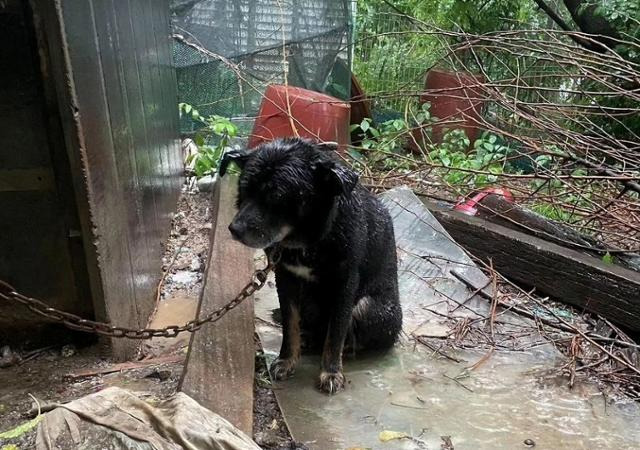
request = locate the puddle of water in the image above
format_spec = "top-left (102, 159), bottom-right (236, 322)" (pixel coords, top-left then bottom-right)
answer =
top-left (254, 187), bottom-right (640, 450)
top-left (143, 293), bottom-right (198, 356)
top-left (256, 286), bottom-right (640, 450)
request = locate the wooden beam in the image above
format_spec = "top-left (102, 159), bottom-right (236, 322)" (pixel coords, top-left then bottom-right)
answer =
top-left (420, 198), bottom-right (640, 332)
top-left (179, 175), bottom-right (255, 434)
top-left (0, 168), bottom-right (55, 192)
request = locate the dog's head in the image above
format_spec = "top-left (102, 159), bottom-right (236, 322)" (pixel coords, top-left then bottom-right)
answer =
top-left (222, 138), bottom-right (358, 249)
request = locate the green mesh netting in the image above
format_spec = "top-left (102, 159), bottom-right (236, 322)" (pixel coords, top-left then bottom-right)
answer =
top-left (171, 0), bottom-right (354, 135)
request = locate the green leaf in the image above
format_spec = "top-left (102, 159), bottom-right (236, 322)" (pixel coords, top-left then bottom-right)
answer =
top-left (360, 119), bottom-right (370, 132)
top-left (0, 415), bottom-right (42, 439)
top-left (602, 252), bottom-right (614, 264)
top-left (348, 148), bottom-right (365, 161)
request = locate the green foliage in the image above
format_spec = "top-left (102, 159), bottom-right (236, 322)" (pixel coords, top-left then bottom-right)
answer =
top-left (584, 0), bottom-right (639, 54)
top-left (350, 108), bottom-right (512, 188)
top-left (179, 103), bottom-right (238, 179)
top-left (530, 202), bottom-right (574, 223)
top-left (349, 117), bottom-right (412, 169)
top-left (429, 130), bottom-right (512, 187)
top-left (349, 103), bottom-right (435, 170)
top-left (352, 0), bottom-right (639, 250)
top-left (602, 252), bottom-right (615, 264)
top-left (359, 0), bottom-right (538, 33)
top-left (350, 111), bottom-right (592, 225)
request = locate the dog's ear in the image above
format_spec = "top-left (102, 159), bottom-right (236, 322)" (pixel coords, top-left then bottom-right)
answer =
top-left (316, 159), bottom-right (358, 196)
top-left (219, 149), bottom-right (251, 177)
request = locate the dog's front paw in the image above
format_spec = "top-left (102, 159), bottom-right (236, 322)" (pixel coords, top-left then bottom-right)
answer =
top-left (270, 357), bottom-right (298, 380)
top-left (318, 370), bottom-right (345, 394)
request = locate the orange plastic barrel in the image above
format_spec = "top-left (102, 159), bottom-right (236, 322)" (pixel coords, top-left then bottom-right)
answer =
top-left (248, 85), bottom-right (351, 150)
top-left (420, 69), bottom-right (485, 146)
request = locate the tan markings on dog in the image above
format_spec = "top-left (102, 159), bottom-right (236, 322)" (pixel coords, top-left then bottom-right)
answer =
top-left (282, 263), bottom-right (317, 281)
top-left (275, 224), bottom-right (293, 241)
top-left (289, 304), bottom-right (301, 360)
top-left (272, 357), bottom-right (297, 380)
top-left (352, 296), bottom-right (371, 320)
top-left (321, 324), bottom-right (344, 371)
top-left (271, 305), bottom-right (301, 380)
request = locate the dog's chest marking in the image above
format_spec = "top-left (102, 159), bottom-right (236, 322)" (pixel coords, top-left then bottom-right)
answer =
top-left (280, 249), bottom-right (318, 281)
top-left (282, 263), bottom-right (317, 281)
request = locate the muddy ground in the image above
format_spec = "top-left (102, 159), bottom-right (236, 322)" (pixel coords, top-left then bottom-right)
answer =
top-left (0, 185), bottom-right (298, 449)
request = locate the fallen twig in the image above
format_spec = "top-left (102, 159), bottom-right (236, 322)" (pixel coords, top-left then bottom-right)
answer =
top-left (413, 335), bottom-right (463, 363)
top-left (443, 373), bottom-right (474, 392)
top-left (451, 269), bottom-right (576, 333)
top-left (66, 354), bottom-right (183, 380)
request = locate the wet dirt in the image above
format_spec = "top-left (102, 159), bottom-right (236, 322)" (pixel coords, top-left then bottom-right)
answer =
top-left (254, 339), bottom-right (309, 450)
top-left (0, 345), bottom-right (184, 448)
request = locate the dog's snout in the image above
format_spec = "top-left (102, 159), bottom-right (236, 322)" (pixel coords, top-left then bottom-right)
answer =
top-left (228, 221), bottom-right (243, 240)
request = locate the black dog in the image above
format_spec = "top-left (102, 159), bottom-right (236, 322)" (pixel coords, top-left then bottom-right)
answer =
top-left (221, 137), bottom-right (402, 394)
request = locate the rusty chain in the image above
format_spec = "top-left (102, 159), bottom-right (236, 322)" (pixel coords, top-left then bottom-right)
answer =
top-left (0, 250), bottom-right (280, 340)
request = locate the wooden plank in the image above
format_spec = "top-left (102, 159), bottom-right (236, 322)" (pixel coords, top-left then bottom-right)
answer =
top-left (67, 354), bottom-right (184, 380)
top-left (34, 0), bottom-right (182, 360)
top-left (180, 175), bottom-right (255, 435)
top-left (58, 0), bottom-right (140, 360)
top-left (420, 198), bottom-right (640, 332)
top-left (0, 169), bottom-right (55, 192)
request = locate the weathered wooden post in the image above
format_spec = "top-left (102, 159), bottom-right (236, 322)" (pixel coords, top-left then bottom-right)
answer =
top-left (180, 175), bottom-right (256, 434)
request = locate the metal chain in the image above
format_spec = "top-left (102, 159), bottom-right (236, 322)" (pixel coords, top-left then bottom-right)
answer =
top-left (0, 250), bottom-right (280, 340)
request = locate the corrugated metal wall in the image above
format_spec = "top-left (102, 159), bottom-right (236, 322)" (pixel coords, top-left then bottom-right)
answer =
top-left (0, 0), bottom-right (182, 359)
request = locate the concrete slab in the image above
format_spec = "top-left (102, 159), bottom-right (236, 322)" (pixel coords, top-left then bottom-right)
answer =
top-left (254, 187), bottom-right (640, 449)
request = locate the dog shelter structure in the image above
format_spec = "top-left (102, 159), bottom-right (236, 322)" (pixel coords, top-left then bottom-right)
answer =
top-left (170, 0), bottom-right (354, 134)
top-left (0, 0), bottom-right (182, 359)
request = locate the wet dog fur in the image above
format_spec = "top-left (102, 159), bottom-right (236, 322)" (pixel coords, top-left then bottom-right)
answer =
top-left (221, 137), bottom-right (402, 394)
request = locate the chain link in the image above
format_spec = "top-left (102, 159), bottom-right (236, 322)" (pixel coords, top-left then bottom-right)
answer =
top-left (0, 249), bottom-right (280, 340)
